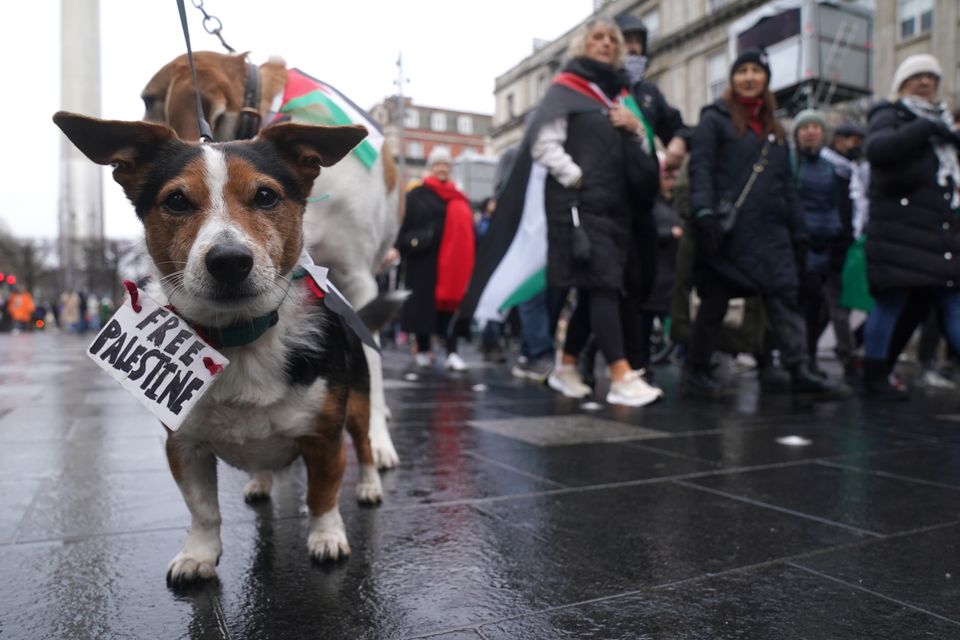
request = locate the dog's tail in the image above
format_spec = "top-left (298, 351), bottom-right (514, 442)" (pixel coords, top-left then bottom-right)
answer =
top-left (357, 290), bottom-right (410, 333)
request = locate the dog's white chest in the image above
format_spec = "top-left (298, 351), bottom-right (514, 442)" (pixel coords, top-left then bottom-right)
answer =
top-left (182, 382), bottom-right (326, 470)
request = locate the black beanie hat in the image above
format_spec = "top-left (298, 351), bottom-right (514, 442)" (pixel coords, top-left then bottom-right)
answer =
top-left (730, 49), bottom-right (771, 80)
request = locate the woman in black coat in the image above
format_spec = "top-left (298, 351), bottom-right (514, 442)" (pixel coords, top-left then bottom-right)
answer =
top-left (532, 17), bottom-right (661, 407)
top-left (396, 148), bottom-right (475, 371)
top-left (686, 51), bottom-right (845, 400)
top-left (861, 54), bottom-right (960, 397)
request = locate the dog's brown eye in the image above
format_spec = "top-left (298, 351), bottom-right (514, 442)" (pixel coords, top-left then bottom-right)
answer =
top-left (163, 190), bottom-right (191, 214)
top-left (254, 187), bottom-right (279, 209)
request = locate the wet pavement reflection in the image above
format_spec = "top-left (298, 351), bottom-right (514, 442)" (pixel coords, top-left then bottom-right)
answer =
top-left (2, 332), bottom-right (960, 638)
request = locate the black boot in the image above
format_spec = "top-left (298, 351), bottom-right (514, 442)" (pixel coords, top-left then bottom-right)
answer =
top-left (862, 358), bottom-right (909, 401)
top-left (682, 365), bottom-right (724, 399)
top-left (790, 363), bottom-right (851, 401)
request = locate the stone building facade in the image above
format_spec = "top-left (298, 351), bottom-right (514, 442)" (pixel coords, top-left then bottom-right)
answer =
top-left (370, 97), bottom-right (492, 187)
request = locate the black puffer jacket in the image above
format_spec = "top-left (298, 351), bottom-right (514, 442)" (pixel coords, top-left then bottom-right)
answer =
top-left (545, 105), bottom-right (648, 290)
top-left (688, 99), bottom-right (802, 295)
top-left (864, 100), bottom-right (960, 292)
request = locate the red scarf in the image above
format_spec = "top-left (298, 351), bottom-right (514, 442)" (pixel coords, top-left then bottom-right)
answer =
top-left (735, 95), bottom-right (764, 137)
top-left (423, 176), bottom-right (475, 312)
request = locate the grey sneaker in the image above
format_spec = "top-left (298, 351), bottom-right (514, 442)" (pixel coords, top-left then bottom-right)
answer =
top-left (548, 364), bottom-right (592, 398)
top-left (511, 355), bottom-right (554, 382)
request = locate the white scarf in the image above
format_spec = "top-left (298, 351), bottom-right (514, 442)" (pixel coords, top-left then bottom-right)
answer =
top-left (901, 95), bottom-right (960, 209)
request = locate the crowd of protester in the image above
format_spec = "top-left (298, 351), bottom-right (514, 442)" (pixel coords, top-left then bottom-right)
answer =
top-left (0, 287), bottom-right (112, 335)
top-left (388, 17), bottom-right (959, 408)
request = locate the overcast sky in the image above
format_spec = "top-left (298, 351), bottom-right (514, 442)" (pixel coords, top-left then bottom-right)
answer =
top-left (0, 0), bottom-right (592, 241)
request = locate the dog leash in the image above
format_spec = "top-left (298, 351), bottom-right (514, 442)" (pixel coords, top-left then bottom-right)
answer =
top-left (176, 0), bottom-right (215, 142)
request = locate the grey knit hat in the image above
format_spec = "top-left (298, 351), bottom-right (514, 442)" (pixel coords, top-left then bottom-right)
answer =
top-left (793, 108), bottom-right (827, 137)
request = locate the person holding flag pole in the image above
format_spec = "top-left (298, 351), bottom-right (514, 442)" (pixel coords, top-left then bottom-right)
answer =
top-left (459, 17), bottom-right (661, 407)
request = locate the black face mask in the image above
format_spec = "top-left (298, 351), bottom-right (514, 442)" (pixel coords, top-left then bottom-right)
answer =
top-left (845, 146), bottom-right (862, 161)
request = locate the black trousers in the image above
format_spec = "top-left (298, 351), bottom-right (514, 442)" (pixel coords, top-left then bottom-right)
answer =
top-left (690, 273), bottom-right (807, 369)
top-left (563, 288), bottom-right (625, 364)
top-left (416, 311), bottom-right (458, 354)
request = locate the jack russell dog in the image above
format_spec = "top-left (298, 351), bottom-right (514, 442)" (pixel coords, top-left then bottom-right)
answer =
top-left (141, 51), bottom-right (401, 472)
top-left (54, 111), bottom-right (392, 585)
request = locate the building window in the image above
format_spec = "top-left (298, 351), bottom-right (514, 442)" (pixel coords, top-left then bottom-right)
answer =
top-left (707, 50), bottom-right (728, 101)
top-left (430, 112), bottom-right (447, 131)
top-left (537, 73), bottom-right (548, 98)
top-left (457, 115), bottom-right (474, 135)
top-left (403, 109), bottom-right (419, 128)
top-left (898, 0), bottom-right (933, 40)
top-left (406, 142), bottom-right (424, 159)
top-left (642, 8), bottom-right (660, 43)
top-left (507, 93), bottom-right (515, 118)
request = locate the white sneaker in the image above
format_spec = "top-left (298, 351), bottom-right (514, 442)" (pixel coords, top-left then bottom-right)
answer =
top-left (548, 364), bottom-right (592, 398)
top-left (632, 369), bottom-right (664, 399)
top-left (414, 353), bottom-right (433, 369)
top-left (607, 370), bottom-right (662, 407)
top-left (445, 352), bottom-right (467, 371)
top-left (920, 368), bottom-right (957, 389)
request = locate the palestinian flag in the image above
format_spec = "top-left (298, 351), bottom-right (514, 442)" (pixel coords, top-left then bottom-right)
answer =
top-left (459, 71), bottom-right (646, 326)
top-left (274, 68), bottom-right (384, 170)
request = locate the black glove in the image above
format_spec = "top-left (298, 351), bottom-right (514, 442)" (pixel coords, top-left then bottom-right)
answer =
top-left (695, 213), bottom-right (724, 257)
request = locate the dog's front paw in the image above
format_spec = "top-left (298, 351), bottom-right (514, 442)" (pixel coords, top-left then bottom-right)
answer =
top-left (307, 510), bottom-right (350, 562)
top-left (167, 551), bottom-right (219, 586)
top-left (355, 464), bottom-right (383, 505)
top-left (167, 530), bottom-right (222, 586)
top-left (243, 471), bottom-right (274, 503)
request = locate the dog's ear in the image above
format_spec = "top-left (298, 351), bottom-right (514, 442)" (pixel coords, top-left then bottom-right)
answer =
top-left (53, 111), bottom-right (182, 196)
top-left (258, 123), bottom-right (367, 188)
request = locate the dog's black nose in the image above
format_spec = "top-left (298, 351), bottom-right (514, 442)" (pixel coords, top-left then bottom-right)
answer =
top-left (205, 244), bottom-right (254, 285)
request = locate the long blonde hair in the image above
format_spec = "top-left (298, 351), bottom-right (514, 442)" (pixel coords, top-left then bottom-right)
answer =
top-left (566, 17), bottom-right (626, 69)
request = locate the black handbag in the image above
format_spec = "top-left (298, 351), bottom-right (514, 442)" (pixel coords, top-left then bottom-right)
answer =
top-left (571, 205), bottom-right (591, 263)
top-left (400, 226), bottom-right (436, 255)
top-left (716, 140), bottom-right (770, 233)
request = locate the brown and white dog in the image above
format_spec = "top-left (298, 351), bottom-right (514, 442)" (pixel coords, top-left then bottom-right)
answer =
top-left (141, 51), bottom-right (401, 471)
top-left (54, 111), bottom-right (386, 585)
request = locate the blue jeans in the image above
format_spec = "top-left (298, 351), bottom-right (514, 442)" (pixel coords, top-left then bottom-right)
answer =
top-left (517, 291), bottom-right (553, 360)
top-left (865, 289), bottom-right (960, 360)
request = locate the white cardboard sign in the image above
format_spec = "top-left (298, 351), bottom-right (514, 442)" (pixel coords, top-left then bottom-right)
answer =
top-left (87, 289), bottom-right (229, 430)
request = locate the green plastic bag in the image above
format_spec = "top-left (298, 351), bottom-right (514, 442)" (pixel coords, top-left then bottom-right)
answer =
top-left (840, 236), bottom-right (875, 312)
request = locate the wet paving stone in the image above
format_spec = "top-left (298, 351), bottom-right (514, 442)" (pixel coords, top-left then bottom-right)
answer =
top-left (469, 563), bottom-right (960, 639)
top-left (795, 522), bottom-right (960, 622)
top-left (0, 532), bottom-right (230, 640)
top-left (823, 443), bottom-right (960, 488)
top-left (4, 333), bottom-right (960, 636)
top-left (478, 481), bottom-right (867, 592)
top-left (469, 414), bottom-right (667, 446)
top-left (637, 421), bottom-right (917, 467)
top-left (684, 462), bottom-right (960, 535)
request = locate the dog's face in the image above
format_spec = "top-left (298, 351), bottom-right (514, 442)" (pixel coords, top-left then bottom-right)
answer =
top-left (53, 112), bottom-right (365, 324)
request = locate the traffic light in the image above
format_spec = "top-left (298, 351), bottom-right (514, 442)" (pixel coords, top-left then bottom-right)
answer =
top-left (5, 274), bottom-right (15, 285)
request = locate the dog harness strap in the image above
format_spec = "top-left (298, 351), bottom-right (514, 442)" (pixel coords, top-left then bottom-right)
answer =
top-left (236, 62), bottom-right (263, 140)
